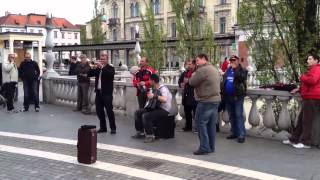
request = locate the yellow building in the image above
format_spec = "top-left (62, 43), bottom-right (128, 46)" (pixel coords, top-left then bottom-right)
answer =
top-left (96, 0), bottom-right (239, 66)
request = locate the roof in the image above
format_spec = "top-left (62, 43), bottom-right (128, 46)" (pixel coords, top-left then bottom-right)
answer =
top-left (0, 13), bottom-right (79, 30)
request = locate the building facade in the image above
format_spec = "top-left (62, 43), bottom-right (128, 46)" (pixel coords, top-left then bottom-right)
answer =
top-left (88, 0), bottom-right (239, 67)
top-left (0, 12), bottom-right (80, 65)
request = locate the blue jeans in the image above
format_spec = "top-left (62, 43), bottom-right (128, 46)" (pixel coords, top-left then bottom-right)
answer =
top-left (225, 95), bottom-right (246, 138)
top-left (23, 80), bottom-right (39, 109)
top-left (195, 102), bottom-right (219, 153)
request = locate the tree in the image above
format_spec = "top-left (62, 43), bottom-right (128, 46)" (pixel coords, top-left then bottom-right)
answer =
top-left (80, 25), bottom-right (87, 45)
top-left (170, 0), bottom-right (217, 63)
top-left (238, 0), bottom-right (319, 84)
top-left (91, 0), bottom-right (104, 44)
top-left (140, 0), bottom-right (165, 71)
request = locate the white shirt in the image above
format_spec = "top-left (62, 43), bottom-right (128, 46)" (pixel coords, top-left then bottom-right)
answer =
top-left (97, 70), bottom-right (102, 90)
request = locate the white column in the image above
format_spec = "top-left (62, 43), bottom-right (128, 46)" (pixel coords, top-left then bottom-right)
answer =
top-left (9, 39), bottom-right (14, 54)
top-left (38, 41), bottom-right (43, 75)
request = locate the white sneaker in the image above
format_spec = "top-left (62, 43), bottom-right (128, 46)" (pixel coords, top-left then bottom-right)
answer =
top-left (292, 143), bottom-right (311, 149)
top-left (282, 140), bottom-right (293, 145)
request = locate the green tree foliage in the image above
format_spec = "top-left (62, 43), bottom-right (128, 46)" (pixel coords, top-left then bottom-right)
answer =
top-left (80, 25), bottom-right (87, 45)
top-left (91, 0), bottom-right (104, 44)
top-left (238, 0), bottom-right (319, 84)
top-left (140, 0), bottom-right (165, 72)
top-left (170, 0), bottom-right (216, 63)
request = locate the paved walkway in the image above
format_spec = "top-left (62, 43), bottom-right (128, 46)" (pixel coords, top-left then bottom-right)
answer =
top-left (0, 102), bottom-right (319, 180)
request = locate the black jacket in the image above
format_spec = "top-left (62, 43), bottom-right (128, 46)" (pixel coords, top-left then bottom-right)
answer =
top-left (178, 70), bottom-right (197, 106)
top-left (222, 65), bottom-right (248, 97)
top-left (88, 64), bottom-right (115, 95)
top-left (69, 62), bottom-right (79, 75)
top-left (18, 59), bottom-right (40, 81)
top-left (74, 62), bottom-right (91, 83)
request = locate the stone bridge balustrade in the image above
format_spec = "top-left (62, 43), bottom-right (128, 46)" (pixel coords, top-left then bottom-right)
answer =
top-left (220, 89), bottom-right (300, 140)
top-left (43, 76), bottom-right (300, 140)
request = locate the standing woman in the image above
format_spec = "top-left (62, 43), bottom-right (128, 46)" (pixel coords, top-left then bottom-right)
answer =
top-left (283, 54), bottom-right (320, 148)
top-left (2, 54), bottom-right (18, 112)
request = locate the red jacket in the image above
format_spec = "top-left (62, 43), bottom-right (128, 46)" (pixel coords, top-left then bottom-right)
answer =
top-left (220, 60), bottom-right (229, 72)
top-left (300, 64), bottom-right (320, 99)
top-left (132, 65), bottom-right (156, 95)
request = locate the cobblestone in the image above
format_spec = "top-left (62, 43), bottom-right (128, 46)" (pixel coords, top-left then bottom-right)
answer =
top-left (0, 136), bottom-right (255, 180)
top-left (0, 151), bottom-right (142, 180)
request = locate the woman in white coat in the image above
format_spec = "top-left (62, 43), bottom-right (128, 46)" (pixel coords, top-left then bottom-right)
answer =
top-left (2, 54), bottom-right (18, 112)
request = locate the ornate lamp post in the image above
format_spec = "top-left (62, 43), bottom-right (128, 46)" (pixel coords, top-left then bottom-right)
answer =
top-left (43, 14), bottom-right (59, 77)
top-left (134, 24), bottom-right (141, 65)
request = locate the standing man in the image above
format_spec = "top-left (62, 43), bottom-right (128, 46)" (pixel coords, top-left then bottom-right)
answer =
top-left (178, 59), bottom-right (197, 132)
top-left (74, 54), bottom-right (91, 114)
top-left (222, 55), bottom-right (248, 143)
top-left (2, 54), bottom-right (18, 112)
top-left (88, 52), bottom-right (116, 134)
top-left (19, 52), bottom-right (40, 112)
top-left (68, 56), bottom-right (78, 75)
top-left (189, 53), bottom-right (221, 155)
top-left (132, 57), bottom-right (156, 108)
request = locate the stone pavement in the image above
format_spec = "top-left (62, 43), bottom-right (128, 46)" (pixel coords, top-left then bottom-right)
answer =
top-left (0, 102), bottom-right (319, 180)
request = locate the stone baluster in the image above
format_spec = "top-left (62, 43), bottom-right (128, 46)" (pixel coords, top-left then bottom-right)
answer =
top-left (71, 81), bottom-right (77, 106)
top-left (221, 110), bottom-right (230, 128)
top-left (248, 94), bottom-right (261, 134)
top-left (89, 84), bottom-right (96, 113)
top-left (276, 96), bottom-right (291, 139)
top-left (261, 95), bottom-right (276, 137)
top-left (170, 89), bottom-right (182, 126)
top-left (61, 81), bottom-right (67, 104)
top-left (120, 85), bottom-right (126, 111)
top-left (56, 81), bottom-right (63, 104)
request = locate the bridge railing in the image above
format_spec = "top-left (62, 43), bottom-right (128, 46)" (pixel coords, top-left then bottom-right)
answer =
top-left (43, 76), bottom-right (300, 140)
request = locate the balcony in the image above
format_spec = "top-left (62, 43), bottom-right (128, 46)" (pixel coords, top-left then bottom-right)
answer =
top-left (215, 3), bottom-right (231, 12)
top-left (108, 18), bottom-right (120, 28)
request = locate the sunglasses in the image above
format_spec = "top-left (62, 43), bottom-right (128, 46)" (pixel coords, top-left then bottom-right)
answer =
top-left (230, 58), bottom-right (237, 61)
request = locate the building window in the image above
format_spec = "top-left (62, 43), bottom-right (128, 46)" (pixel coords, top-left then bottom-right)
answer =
top-left (20, 30), bottom-right (24, 32)
top-left (112, 29), bottom-right (117, 41)
top-left (13, 29), bottom-right (18, 32)
top-left (171, 23), bottom-right (176, 37)
top-left (135, 3), bottom-right (140, 17)
top-left (74, 33), bottom-right (78, 39)
top-left (130, 3), bottom-right (135, 17)
top-left (68, 32), bottom-right (72, 39)
top-left (38, 30), bottom-right (42, 34)
top-left (151, 0), bottom-right (160, 15)
top-left (54, 31), bottom-right (58, 38)
top-left (62, 32), bottom-right (65, 39)
top-left (112, 3), bottom-right (118, 18)
top-left (54, 43), bottom-right (58, 46)
top-left (62, 43), bottom-right (65, 46)
top-left (5, 29), bottom-right (9, 32)
top-left (219, 17), bottom-right (226, 34)
top-left (195, 21), bottom-right (200, 35)
top-left (220, 0), bottom-right (226, 5)
top-left (30, 29), bottom-right (34, 33)
top-left (130, 27), bottom-right (135, 40)
top-left (199, 0), bottom-right (204, 6)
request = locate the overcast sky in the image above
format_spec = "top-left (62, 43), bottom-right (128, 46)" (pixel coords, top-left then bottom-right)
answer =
top-left (0, 0), bottom-right (94, 24)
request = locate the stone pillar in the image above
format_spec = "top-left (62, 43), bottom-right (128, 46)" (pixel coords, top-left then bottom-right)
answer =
top-left (38, 41), bottom-right (43, 75)
top-left (248, 95), bottom-right (260, 134)
top-left (9, 39), bottom-right (14, 54)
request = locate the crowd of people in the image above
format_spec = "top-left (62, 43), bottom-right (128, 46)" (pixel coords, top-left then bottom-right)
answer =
top-left (1, 51), bottom-right (320, 155)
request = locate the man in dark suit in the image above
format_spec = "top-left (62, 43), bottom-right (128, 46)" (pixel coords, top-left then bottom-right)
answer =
top-left (88, 52), bottom-right (116, 134)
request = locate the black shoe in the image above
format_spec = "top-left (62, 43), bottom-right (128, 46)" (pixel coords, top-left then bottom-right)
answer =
top-left (182, 127), bottom-right (192, 132)
top-left (237, 138), bottom-right (245, 143)
top-left (35, 107), bottom-right (40, 112)
top-left (131, 133), bottom-right (145, 139)
top-left (110, 130), bottom-right (116, 134)
top-left (22, 108), bottom-right (29, 112)
top-left (73, 108), bottom-right (82, 112)
top-left (193, 150), bottom-right (209, 155)
top-left (226, 135), bottom-right (237, 139)
top-left (97, 129), bottom-right (107, 133)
